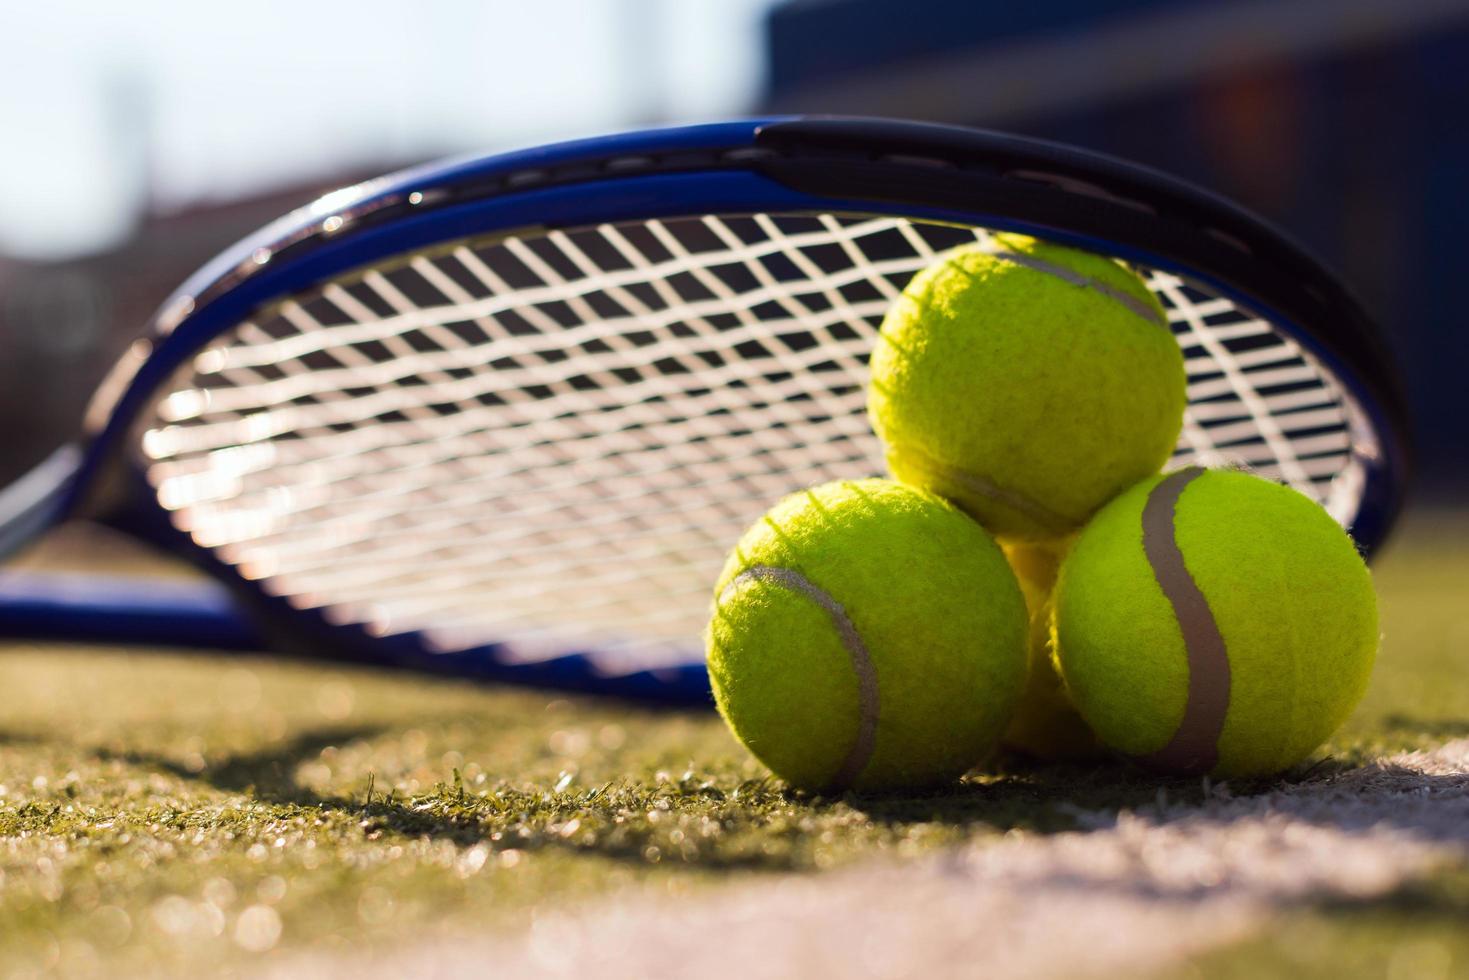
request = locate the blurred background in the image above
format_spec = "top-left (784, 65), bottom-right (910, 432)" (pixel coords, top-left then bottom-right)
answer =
top-left (2, 0), bottom-right (1465, 497)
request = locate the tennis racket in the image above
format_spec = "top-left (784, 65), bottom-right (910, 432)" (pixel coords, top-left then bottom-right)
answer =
top-left (0, 117), bottom-right (1411, 704)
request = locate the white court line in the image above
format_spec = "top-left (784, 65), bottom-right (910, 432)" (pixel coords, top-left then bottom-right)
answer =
top-left (263, 739), bottom-right (1469, 980)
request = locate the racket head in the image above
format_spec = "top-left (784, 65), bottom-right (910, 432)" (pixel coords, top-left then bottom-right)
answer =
top-left (14, 116), bottom-right (1407, 696)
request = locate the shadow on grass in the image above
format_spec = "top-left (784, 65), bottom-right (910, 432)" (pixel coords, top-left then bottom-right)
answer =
top-left (829, 743), bottom-right (1357, 833)
top-left (12, 719), bottom-right (1464, 875)
top-left (66, 726), bottom-right (1180, 867)
top-left (83, 726), bottom-right (508, 847)
top-left (97, 726), bottom-right (386, 805)
top-left (1315, 866), bottom-right (1469, 919)
top-left (824, 758), bottom-right (1170, 834)
top-left (831, 744), bottom-right (1469, 844)
top-left (71, 726), bottom-right (808, 867)
top-left (1381, 714), bottom-right (1469, 741)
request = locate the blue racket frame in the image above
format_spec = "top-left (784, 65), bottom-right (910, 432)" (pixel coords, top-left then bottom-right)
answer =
top-left (0, 117), bottom-right (1411, 704)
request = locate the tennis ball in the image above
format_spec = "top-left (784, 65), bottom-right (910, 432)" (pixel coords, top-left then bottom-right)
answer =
top-left (868, 233), bottom-right (1186, 540)
top-left (705, 478), bottom-right (1028, 793)
top-left (999, 540), bottom-right (1103, 761)
top-left (1054, 467), bottom-right (1379, 779)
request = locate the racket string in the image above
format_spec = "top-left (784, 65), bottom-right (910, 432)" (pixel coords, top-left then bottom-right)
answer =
top-left (138, 213), bottom-right (1366, 666)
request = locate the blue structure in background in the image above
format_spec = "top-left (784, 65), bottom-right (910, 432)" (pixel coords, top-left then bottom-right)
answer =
top-left (764, 0), bottom-right (1469, 487)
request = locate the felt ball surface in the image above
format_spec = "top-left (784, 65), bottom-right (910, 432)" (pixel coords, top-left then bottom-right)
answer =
top-left (705, 479), bottom-right (1028, 793)
top-left (1054, 467), bottom-right (1379, 778)
top-left (867, 233), bottom-right (1186, 539)
top-left (999, 540), bottom-right (1104, 762)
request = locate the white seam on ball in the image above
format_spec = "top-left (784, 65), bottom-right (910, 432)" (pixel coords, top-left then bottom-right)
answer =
top-left (988, 249), bottom-right (1166, 329)
top-left (892, 441), bottom-right (1080, 532)
top-left (720, 565), bottom-right (880, 791)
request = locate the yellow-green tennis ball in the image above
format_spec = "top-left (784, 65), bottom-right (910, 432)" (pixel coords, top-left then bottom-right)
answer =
top-left (999, 540), bottom-right (1104, 761)
top-left (1054, 467), bottom-right (1379, 779)
top-left (706, 478), bottom-right (1028, 794)
top-left (868, 233), bottom-right (1186, 540)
